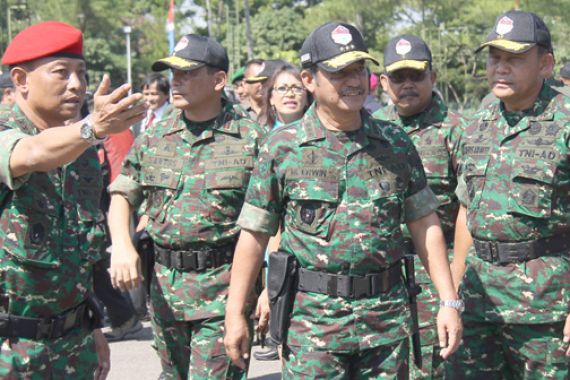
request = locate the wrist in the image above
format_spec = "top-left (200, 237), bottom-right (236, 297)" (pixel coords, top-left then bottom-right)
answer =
top-left (80, 116), bottom-right (107, 145)
top-left (440, 299), bottom-right (465, 313)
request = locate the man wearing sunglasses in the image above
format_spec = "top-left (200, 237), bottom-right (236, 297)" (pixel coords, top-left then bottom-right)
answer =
top-left (375, 35), bottom-right (464, 379)
top-left (225, 22), bottom-right (462, 378)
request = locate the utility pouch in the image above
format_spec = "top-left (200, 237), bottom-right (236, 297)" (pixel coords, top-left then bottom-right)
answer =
top-left (267, 250), bottom-right (298, 344)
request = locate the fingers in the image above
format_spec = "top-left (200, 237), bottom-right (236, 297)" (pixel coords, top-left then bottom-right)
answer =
top-left (225, 337), bottom-right (246, 370)
top-left (94, 74), bottom-right (110, 98)
top-left (257, 313), bottom-right (269, 334)
top-left (437, 318), bottom-right (447, 350)
top-left (564, 314), bottom-right (570, 356)
top-left (110, 263), bottom-right (140, 290)
top-left (105, 83), bottom-right (132, 105)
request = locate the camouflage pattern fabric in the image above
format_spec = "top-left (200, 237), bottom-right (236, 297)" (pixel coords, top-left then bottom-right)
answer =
top-left (374, 93), bottom-right (463, 379)
top-left (447, 83), bottom-right (570, 377)
top-left (0, 327), bottom-right (97, 379)
top-left (109, 101), bottom-right (264, 378)
top-left (283, 337), bottom-right (409, 379)
top-left (238, 104), bottom-right (439, 375)
top-left (0, 105), bottom-right (105, 377)
top-left (151, 315), bottom-right (248, 380)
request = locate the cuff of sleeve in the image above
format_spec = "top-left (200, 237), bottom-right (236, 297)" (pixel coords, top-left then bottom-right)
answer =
top-left (0, 130), bottom-right (31, 190)
top-left (404, 186), bottom-right (439, 222)
top-left (108, 174), bottom-right (143, 207)
top-left (237, 202), bottom-right (279, 236)
top-left (455, 175), bottom-right (468, 206)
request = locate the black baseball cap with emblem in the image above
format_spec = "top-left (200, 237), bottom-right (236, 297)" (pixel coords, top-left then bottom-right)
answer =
top-left (560, 63), bottom-right (570, 80)
top-left (383, 35), bottom-right (432, 74)
top-left (475, 10), bottom-right (552, 54)
top-left (300, 22), bottom-right (379, 72)
top-left (0, 72), bottom-right (13, 89)
top-left (152, 34), bottom-right (229, 72)
top-left (245, 59), bottom-right (288, 83)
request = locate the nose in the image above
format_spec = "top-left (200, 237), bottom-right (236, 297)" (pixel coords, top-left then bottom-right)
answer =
top-left (68, 71), bottom-right (85, 92)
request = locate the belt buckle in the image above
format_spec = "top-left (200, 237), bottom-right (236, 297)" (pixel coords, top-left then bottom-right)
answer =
top-left (326, 275), bottom-right (338, 298)
top-left (173, 250), bottom-right (185, 270)
top-left (36, 318), bottom-right (55, 340)
top-left (497, 241), bottom-right (527, 264)
top-left (196, 250), bottom-right (211, 271)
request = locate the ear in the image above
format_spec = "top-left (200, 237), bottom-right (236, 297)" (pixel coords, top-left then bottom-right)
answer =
top-left (539, 52), bottom-right (555, 79)
top-left (300, 69), bottom-right (317, 94)
top-left (379, 73), bottom-right (390, 92)
top-left (213, 71), bottom-right (227, 92)
top-left (11, 66), bottom-right (29, 96)
top-left (430, 71), bottom-right (437, 87)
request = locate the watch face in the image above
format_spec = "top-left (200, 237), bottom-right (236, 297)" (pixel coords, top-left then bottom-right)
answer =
top-left (80, 122), bottom-right (95, 142)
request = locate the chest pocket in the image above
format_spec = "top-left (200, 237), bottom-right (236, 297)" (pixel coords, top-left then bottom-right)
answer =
top-left (286, 180), bottom-right (339, 241)
top-left (141, 150), bottom-right (184, 223)
top-left (462, 144), bottom-right (491, 210)
top-left (2, 176), bottom-right (61, 269)
top-left (367, 164), bottom-right (407, 231)
top-left (203, 168), bottom-right (251, 223)
top-left (416, 144), bottom-right (450, 179)
top-left (508, 161), bottom-right (555, 218)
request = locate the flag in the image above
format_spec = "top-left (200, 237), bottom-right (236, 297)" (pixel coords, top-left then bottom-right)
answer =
top-left (166, 0), bottom-right (175, 54)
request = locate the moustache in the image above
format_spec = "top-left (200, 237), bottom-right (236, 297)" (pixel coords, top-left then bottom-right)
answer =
top-left (399, 91), bottom-right (419, 98)
top-left (339, 87), bottom-right (365, 96)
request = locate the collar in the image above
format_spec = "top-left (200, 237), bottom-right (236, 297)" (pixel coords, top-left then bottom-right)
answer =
top-left (483, 83), bottom-right (556, 122)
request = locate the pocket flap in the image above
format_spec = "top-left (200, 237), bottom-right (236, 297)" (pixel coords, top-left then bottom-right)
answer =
top-left (287, 180), bottom-right (339, 202)
top-left (205, 170), bottom-right (248, 189)
top-left (512, 162), bottom-right (555, 185)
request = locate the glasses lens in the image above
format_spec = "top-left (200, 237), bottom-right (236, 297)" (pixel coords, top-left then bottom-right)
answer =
top-left (275, 85), bottom-right (304, 95)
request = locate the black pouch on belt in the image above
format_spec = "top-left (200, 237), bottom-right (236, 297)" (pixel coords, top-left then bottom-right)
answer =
top-left (267, 250), bottom-right (298, 345)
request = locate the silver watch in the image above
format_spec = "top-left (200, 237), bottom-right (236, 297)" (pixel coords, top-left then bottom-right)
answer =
top-left (80, 117), bottom-right (106, 146)
top-left (440, 299), bottom-right (465, 313)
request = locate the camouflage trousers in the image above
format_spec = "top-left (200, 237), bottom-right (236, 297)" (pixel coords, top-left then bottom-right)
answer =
top-left (152, 315), bottom-right (249, 380)
top-left (0, 326), bottom-right (97, 379)
top-left (445, 320), bottom-right (569, 379)
top-left (282, 338), bottom-right (409, 379)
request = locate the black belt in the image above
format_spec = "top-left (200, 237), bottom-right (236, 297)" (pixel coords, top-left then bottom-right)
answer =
top-left (473, 233), bottom-right (570, 265)
top-left (154, 243), bottom-right (234, 271)
top-left (297, 264), bottom-right (402, 299)
top-left (0, 301), bottom-right (92, 340)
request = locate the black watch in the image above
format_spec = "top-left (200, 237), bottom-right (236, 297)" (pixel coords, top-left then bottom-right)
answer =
top-left (80, 117), bottom-right (106, 146)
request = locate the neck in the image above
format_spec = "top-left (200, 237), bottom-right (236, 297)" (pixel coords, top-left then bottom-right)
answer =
top-left (278, 111), bottom-right (303, 125)
top-left (183, 98), bottom-right (222, 122)
top-left (250, 100), bottom-right (263, 115)
top-left (315, 104), bottom-right (361, 132)
top-left (16, 97), bottom-right (58, 130)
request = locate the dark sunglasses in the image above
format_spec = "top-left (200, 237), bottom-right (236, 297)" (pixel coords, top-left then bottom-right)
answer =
top-left (387, 70), bottom-right (428, 84)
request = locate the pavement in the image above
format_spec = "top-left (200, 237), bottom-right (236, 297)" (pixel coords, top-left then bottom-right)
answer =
top-left (105, 322), bottom-right (281, 380)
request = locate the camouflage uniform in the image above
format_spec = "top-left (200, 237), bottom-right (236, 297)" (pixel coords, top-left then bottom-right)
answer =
top-left (109, 101), bottom-right (264, 380)
top-left (447, 83), bottom-right (570, 379)
top-left (0, 106), bottom-right (106, 378)
top-left (238, 104), bottom-right (440, 378)
top-left (374, 94), bottom-right (463, 379)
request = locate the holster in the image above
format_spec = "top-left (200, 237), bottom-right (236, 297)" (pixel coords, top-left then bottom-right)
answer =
top-left (267, 250), bottom-right (298, 345)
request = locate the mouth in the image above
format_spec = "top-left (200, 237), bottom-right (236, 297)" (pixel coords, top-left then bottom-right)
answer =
top-left (282, 100), bottom-right (299, 108)
top-left (399, 92), bottom-right (419, 100)
top-left (340, 88), bottom-right (365, 97)
top-left (63, 97), bottom-right (81, 105)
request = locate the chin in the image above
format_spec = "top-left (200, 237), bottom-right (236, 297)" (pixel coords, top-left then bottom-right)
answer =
top-left (491, 87), bottom-right (514, 100)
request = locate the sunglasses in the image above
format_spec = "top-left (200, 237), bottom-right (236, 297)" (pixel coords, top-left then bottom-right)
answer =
top-left (387, 70), bottom-right (428, 84)
top-left (273, 85), bottom-right (305, 96)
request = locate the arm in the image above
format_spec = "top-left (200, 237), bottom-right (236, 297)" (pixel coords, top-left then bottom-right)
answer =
top-left (224, 229), bottom-right (270, 369)
top-left (92, 328), bottom-right (110, 380)
top-left (564, 314), bottom-right (570, 356)
top-left (407, 211), bottom-right (462, 359)
top-left (450, 204), bottom-right (472, 290)
top-left (108, 194), bottom-right (140, 290)
top-left (9, 75), bottom-right (145, 178)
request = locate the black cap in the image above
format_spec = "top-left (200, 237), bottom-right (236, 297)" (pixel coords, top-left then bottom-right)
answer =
top-left (245, 59), bottom-right (288, 83)
top-left (152, 34), bottom-right (229, 72)
top-left (476, 10), bottom-right (552, 54)
top-left (383, 35), bottom-right (432, 73)
top-left (0, 72), bottom-right (13, 89)
top-left (560, 63), bottom-right (570, 79)
top-left (300, 22), bottom-right (379, 72)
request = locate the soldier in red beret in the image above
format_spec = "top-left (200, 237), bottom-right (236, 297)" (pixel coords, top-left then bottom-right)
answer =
top-left (0, 21), bottom-right (146, 379)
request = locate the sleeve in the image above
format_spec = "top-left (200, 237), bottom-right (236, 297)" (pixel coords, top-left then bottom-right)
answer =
top-left (403, 137), bottom-right (439, 221)
top-left (0, 129), bottom-right (32, 190)
top-left (237, 142), bottom-right (283, 236)
top-left (108, 137), bottom-right (143, 208)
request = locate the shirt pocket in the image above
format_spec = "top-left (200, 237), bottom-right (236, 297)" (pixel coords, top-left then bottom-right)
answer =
top-left (141, 168), bottom-right (182, 223)
top-left (203, 170), bottom-right (250, 223)
top-left (286, 180), bottom-right (339, 241)
top-left (2, 204), bottom-right (61, 269)
top-left (368, 176), bottom-right (405, 235)
top-left (462, 157), bottom-right (488, 210)
top-left (508, 162), bottom-right (555, 219)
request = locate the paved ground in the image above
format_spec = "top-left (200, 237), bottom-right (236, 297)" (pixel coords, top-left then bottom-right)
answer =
top-left (105, 322), bottom-right (281, 380)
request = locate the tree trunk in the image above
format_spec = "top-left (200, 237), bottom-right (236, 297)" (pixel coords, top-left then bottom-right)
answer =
top-left (243, 0), bottom-right (254, 60)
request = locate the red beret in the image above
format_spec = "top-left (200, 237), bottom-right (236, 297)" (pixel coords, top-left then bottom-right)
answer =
top-left (2, 21), bottom-right (83, 65)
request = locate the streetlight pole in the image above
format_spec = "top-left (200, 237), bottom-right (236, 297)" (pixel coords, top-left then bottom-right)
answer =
top-left (123, 25), bottom-right (132, 94)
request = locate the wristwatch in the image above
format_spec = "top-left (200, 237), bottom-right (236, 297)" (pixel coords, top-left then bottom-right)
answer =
top-left (440, 299), bottom-right (465, 313)
top-left (80, 116), bottom-right (106, 146)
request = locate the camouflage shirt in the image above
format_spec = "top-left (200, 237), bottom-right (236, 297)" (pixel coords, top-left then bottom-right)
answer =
top-left (374, 94), bottom-right (463, 337)
top-left (238, 104), bottom-right (439, 352)
top-left (454, 83), bottom-right (570, 323)
top-left (0, 105), bottom-right (106, 318)
top-left (110, 101), bottom-right (265, 321)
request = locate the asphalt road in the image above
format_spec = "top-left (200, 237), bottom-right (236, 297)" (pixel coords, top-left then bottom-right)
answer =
top-left (105, 322), bottom-right (281, 380)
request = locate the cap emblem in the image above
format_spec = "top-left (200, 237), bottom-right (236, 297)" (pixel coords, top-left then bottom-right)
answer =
top-left (496, 16), bottom-right (514, 35)
top-left (331, 25), bottom-right (353, 46)
top-left (395, 39), bottom-right (412, 56)
top-left (174, 36), bottom-right (189, 53)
